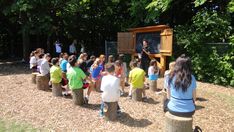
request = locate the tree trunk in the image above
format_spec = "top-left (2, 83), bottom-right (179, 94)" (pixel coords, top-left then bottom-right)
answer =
top-left (72, 89), bottom-right (84, 105)
top-left (36, 74), bottom-right (50, 91)
top-left (132, 88), bottom-right (143, 101)
top-left (52, 83), bottom-right (63, 97)
top-left (22, 28), bottom-right (30, 62)
top-left (165, 112), bottom-right (193, 132)
top-left (104, 102), bottom-right (118, 121)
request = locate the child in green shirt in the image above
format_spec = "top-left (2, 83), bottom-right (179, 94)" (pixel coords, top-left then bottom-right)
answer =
top-left (50, 58), bottom-right (62, 84)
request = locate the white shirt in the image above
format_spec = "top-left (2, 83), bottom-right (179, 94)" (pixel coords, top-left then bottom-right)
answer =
top-left (101, 74), bottom-right (120, 102)
top-left (55, 43), bottom-right (62, 53)
top-left (29, 56), bottom-right (37, 69)
top-left (40, 59), bottom-right (50, 76)
top-left (69, 44), bottom-right (76, 54)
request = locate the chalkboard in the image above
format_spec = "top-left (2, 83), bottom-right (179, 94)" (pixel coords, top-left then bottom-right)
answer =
top-left (135, 32), bottom-right (161, 54)
top-left (105, 41), bottom-right (117, 57)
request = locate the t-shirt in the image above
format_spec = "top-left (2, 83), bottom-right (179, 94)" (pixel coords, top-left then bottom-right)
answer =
top-left (148, 66), bottom-right (159, 81)
top-left (129, 67), bottom-right (145, 88)
top-left (141, 46), bottom-right (150, 60)
top-left (101, 74), bottom-right (120, 102)
top-left (90, 65), bottom-right (103, 79)
top-left (40, 59), bottom-right (50, 76)
top-left (79, 61), bottom-right (87, 73)
top-left (50, 65), bottom-right (62, 83)
top-left (29, 56), bottom-right (37, 69)
top-left (55, 43), bottom-right (62, 53)
top-left (165, 75), bottom-right (197, 113)
top-left (60, 59), bottom-right (68, 72)
top-left (66, 67), bottom-right (86, 90)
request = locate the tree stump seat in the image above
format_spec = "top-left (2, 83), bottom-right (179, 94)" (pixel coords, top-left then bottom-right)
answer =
top-left (31, 72), bottom-right (39, 84)
top-left (52, 83), bottom-right (62, 97)
top-left (149, 80), bottom-right (157, 92)
top-left (72, 89), bottom-right (84, 105)
top-left (165, 112), bottom-right (193, 132)
top-left (132, 88), bottom-right (143, 101)
top-left (103, 102), bottom-right (118, 121)
top-left (36, 74), bottom-right (49, 91)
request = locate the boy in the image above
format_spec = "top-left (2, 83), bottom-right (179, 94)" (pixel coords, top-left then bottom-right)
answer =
top-left (50, 58), bottom-right (62, 84)
top-left (128, 60), bottom-right (147, 101)
top-left (100, 63), bottom-right (121, 117)
top-left (66, 55), bottom-right (89, 104)
top-left (40, 53), bottom-right (51, 78)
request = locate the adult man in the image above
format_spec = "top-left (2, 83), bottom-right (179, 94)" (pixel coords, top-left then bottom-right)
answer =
top-left (55, 40), bottom-right (62, 57)
top-left (140, 39), bottom-right (151, 76)
top-left (69, 39), bottom-right (77, 55)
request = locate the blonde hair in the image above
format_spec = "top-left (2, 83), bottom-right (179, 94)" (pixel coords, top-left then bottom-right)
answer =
top-left (169, 61), bottom-right (176, 71)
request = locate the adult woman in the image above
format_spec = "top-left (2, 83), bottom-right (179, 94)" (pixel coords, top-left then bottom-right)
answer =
top-left (164, 54), bottom-right (196, 117)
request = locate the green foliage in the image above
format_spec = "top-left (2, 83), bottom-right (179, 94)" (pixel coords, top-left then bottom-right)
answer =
top-left (175, 10), bottom-right (234, 86)
top-left (194, 0), bottom-right (207, 7)
top-left (228, 0), bottom-right (234, 12)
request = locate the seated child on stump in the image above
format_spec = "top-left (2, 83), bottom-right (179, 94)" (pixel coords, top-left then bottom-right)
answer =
top-left (50, 58), bottom-right (62, 85)
top-left (148, 59), bottom-right (160, 91)
top-left (128, 60), bottom-right (147, 100)
top-left (66, 55), bottom-right (90, 104)
top-left (100, 63), bottom-right (121, 117)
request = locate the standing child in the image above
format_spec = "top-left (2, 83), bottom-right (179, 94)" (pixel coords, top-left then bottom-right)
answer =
top-left (128, 60), bottom-right (147, 100)
top-left (60, 53), bottom-right (69, 95)
top-left (90, 58), bottom-right (103, 92)
top-left (100, 63), bottom-right (121, 117)
top-left (29, 51), bottom-right (39, 72)
top-left (164, 61), bottom-right (175, 92)
top-left (148, 59), bottom-right (160, 92)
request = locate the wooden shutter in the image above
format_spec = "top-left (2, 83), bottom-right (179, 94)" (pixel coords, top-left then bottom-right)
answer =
top-left (117, 32), bottom-right (134, 54)
top-left (160, 29), bottom-right (173, 56)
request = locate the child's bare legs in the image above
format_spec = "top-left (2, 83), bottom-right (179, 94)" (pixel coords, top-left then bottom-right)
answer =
top-left (128, 84), bottom-right (132, 97)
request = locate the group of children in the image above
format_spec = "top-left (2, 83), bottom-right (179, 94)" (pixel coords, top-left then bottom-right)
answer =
top-left (29, 48), bottom-right (163, 117)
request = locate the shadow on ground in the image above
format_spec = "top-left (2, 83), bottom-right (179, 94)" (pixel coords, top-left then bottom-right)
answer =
top-left (0, 61), bottom-right (30, 76)
top-left (118, 112), bottom-right (152, 127)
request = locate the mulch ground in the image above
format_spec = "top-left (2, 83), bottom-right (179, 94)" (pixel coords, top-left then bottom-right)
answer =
top-left (0, 61), bottom-right (233, 131)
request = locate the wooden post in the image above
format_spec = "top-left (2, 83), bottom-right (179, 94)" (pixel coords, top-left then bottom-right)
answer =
top-left (36, 74), bottom-right (49, 91)
top-left (149, 80), bottom-right (157, 92)
top-left (160, 55), bottom-right (166, 77)
top-left (31, 72), bottom-right (39, 84)
top-left (165, 112), bottom-right (193, 132)
top-left (72, 89), bottom-right (84, 105)
top-left (52, 83), bottom-right (62, 97)
top-left (104, 102), bottom-right (118, 121)
top-left (132, 88), bottom-right (143, 101)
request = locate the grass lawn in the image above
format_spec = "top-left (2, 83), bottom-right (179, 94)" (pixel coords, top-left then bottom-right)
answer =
top-left (0, 119), bottom-right (38, 132)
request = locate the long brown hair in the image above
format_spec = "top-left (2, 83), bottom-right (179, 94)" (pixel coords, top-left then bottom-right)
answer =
top-left (168, 54), bottom-right (192, 92)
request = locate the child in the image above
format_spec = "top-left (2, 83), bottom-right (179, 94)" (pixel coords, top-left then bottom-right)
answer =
top-left (128, 60), bottom-right (147, 100)
top-left (148, 59), bottom-right (160, 92)
top-left (99, 63), bottom-right (121, 117)
top-left (107, 55), bottom-right (114, 64)
top-left (50, 58), bottom-right (62, 85)
top-left (60, 53), bottom-right (69, 95)
top-left (90, 58), bottom-right (103, 92)
top-left (29, 51), bottom-right (39, 72)
top-left (40, 53), bottom-right (51, 78)
top-left (37, 53), bottom-right (45, 72)
top-left (66, 55), bottom-right (89, 104)
top-left (114, 60), bottom-right (125, 96)
top-left (164, 61), bottom-right (175, 92)
top-left (99, 54), bottom-right (105, 71)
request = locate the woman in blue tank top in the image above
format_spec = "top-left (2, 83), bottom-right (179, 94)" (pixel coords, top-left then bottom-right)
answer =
top-left (164, 54), bottom-right (196, 117)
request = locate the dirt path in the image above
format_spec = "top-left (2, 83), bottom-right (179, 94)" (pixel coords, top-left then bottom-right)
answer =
top-left (0, 62), bottom-right (233, 131)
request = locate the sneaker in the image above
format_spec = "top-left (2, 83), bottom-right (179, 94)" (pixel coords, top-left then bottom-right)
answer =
top-left (99, 111), bottom-right (104, 117)
top-left (142, 96), bottom-right (148, 102)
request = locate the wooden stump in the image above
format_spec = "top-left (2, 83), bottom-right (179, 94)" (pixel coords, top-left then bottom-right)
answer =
top-left (36, 74), bottom-right (49, 91)
top-left (165, 112), bottom-right (193, 132)
top-left (52, 83), bottom-right (62, 97)
top-left (104, 102), bottom-right (118, 121)
top-left (132, 88), bottom-right (143, 101)
top-left (149, 80), bottom-right (157, 92)
top-left (31, 72), bottom-right (39, 84)
top-left (72, 89), bottom-right (84, 105)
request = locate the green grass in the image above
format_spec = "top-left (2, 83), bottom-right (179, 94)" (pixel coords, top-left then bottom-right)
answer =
top-left (0, 119), bottom-right (38, 132)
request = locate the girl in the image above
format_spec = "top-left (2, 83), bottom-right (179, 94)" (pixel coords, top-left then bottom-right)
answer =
top-left (29, 51), bottom-right (39, 72)
top-left (148, 59), bottom-right (160, 92)
top-left (90, 58), bottom-right (103, 92)
top-left (164, 54), bottom-right (197, 117)
top-left (114, 60), bottom-right (125, 96)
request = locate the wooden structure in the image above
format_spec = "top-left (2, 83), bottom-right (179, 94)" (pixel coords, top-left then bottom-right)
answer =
top-left (103, 102), bottom-right (118, 121)
top-left (36, 74), bottom-right (49, 91)
top-left (72, 89), bottom-right (84, 105)
top-left (52, 83), bottom-right (63, 97)
top-left (31, 72), bottom-right (39, 84)
top-left (118, 25), bottom-right (173, 75)
top-left (165, 112), bottom-right (193, 132)
top-left (132, 88), bottom-right (143, 101)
